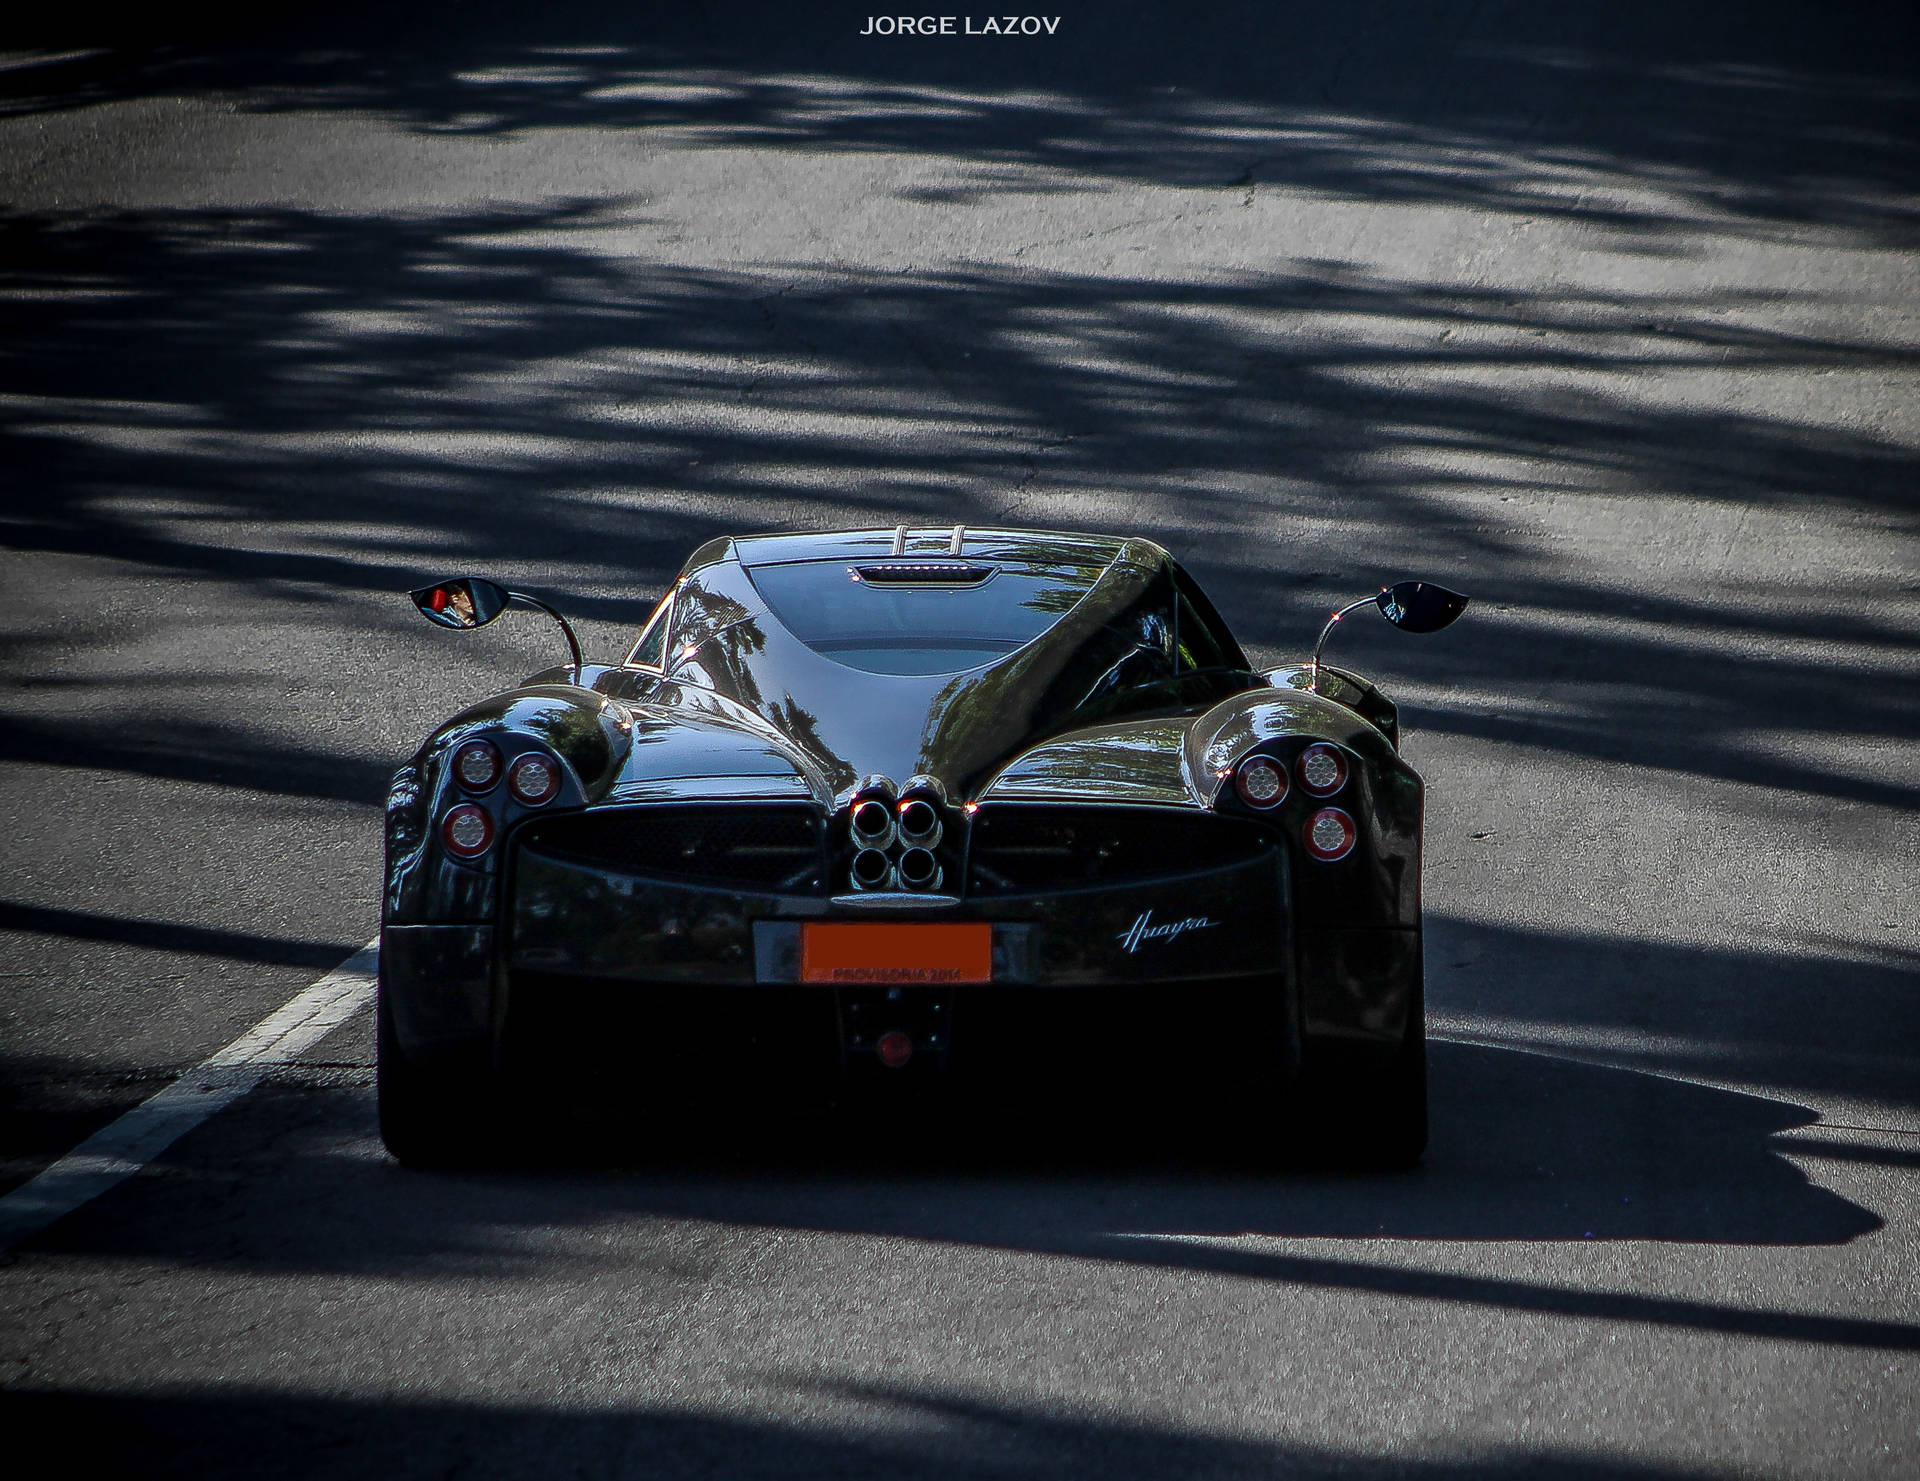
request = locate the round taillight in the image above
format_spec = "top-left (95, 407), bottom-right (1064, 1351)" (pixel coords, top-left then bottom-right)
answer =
top-left (452, 739), bottom-right (501, 792)
top-left (507, 752), bottom-right (561, 805)
top-left (1304, 807), bottom-right (1356, 861)
top-left (1297, 742), bottom-right (1348, 797)
top-left (1234, 754), bottom-right (1288, 808)
top-left (441, 803), bottom-right (495, 858)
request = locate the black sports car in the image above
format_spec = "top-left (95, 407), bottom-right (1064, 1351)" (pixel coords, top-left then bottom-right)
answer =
top-left (380, 527), bottom-right (1466, 1165)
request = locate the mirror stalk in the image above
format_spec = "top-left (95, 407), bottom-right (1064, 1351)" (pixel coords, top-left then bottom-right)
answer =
top-left (506, 591), bottom-right (583, 684)
top-left (1309, 598), bottom-right (1377, 695)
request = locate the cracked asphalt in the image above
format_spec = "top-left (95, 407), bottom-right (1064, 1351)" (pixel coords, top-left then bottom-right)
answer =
top-left (1, 1), bottom-right (1916, 1475)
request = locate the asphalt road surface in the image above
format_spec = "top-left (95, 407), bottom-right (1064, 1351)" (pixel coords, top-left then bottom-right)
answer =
top-left (1, 2), bottom-right (1916, 1475)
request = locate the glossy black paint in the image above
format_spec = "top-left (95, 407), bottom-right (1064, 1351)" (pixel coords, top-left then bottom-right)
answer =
top-left (382, 527), bottom-right (1460, 1140)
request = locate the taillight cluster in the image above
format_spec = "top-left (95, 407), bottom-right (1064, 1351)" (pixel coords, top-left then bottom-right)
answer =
top-left (1229, 742), bottom-right (1357, 861)
top-left (439, 737), bottom-right (562, 861)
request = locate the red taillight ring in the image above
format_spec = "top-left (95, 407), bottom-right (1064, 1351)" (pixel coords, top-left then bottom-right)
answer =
top-left (441, 803), bottom-right (495, 859)
top-left (1297, 742), bottom-right (1349, 797)
top-left (1233, 754), bottom-right (1289, 808)
top-left (507, 751), bottom-right (561, 806)
top-left (1304, 807), bottom-right (1356, 862)
top-left (452, 739), bottom-right (501, 792)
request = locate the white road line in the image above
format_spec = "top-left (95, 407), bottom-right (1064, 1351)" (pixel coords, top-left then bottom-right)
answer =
top-left (0, 939), bottom-right (379, 1252)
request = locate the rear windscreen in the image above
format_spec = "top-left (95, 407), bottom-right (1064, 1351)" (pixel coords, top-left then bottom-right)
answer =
top-left (746, 559), bottom-right (1102, 675)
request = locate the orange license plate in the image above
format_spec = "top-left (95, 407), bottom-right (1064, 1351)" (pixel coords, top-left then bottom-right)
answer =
top-left (800, 923), bottom-right (992, 984)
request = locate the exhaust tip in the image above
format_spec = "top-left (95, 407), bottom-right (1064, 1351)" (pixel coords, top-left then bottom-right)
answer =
top-left (851, 799), bottom-right (896, 849)
top-left (896, 798), bottom-right (941, 848)
top-left (851, 847), bottom-right (894, 891)
top-left (897, 846), bottom-right (941, 891)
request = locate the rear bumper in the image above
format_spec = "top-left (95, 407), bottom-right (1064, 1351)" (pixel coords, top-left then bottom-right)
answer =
top-left (1298, 927), bottom-right (1421, 1049)
top-left (501, 848), bottom-right (1297, 1077)
top-left (379, 922), bottom-right (495, 1070)
top-left (503, 972), bottom-right (1296, 1094)
top-left (382, 847), bottom-right (1417, 1075)
top-left (507, 847), bottom-right (1288, 986)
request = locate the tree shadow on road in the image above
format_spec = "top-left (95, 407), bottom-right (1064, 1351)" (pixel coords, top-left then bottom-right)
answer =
top-left (4, 0), bottom-right (1916, 246)
top-left (29, 1032), bottom-right (1890, 1279)
top-left (2, 201), bottom-right (1914, 809)
top-left (0, 1379), bottom-right (1788, 1481)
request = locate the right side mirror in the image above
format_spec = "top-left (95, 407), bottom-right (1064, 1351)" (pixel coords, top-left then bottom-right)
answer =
top-left (1309, 579), bottom-right (1470, 694)
top-left (1376, 580), bottom-right (1469, 634)
top-left (410, 577), bottom-right (510, 630)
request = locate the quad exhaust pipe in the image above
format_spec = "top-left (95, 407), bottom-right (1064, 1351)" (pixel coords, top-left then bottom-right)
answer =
top-left (844, 773), bottom-right (948, 892)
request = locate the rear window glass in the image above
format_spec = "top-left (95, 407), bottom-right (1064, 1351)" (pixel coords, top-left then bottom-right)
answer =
top-left (746, 559), bottom-right (1102, 675)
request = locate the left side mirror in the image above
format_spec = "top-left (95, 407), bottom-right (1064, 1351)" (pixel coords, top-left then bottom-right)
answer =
top-left (1376, 580), bottom-right (1469, 634)
top-left (410, 577), bottom-right (509, 630)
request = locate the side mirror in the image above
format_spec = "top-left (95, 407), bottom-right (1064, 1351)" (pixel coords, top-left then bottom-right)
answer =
top-left (406, 577), bottom-right (585, 682)
top-left (410, 578), bottom-right (509, 630)
top-left (1376, 580), bottom-right (1469, 634)
top-left (1311, 579), bottom-right (1470, 693)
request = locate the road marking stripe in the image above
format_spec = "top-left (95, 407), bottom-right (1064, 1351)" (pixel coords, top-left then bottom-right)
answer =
top-left (0, 939), bottom-right (378, 1252)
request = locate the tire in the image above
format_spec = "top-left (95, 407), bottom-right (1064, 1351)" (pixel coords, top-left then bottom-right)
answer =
top-left (375, 982), bottom-right (498, 1168)
top-left (1350, 1000), bottom-right (1428, 1169)
top-left (1297, 988), bottom-right (1428, 1170)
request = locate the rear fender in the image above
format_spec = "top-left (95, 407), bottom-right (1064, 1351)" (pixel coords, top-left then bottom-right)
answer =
top-left (385, 686), bottom-right (634, 926)
top-left (1186, 684), bottom-right (1399, 799)
top-left (1261, 664), bottom-right (1400, 749)
top-left (1191, 686), bottom-right (1422, 929)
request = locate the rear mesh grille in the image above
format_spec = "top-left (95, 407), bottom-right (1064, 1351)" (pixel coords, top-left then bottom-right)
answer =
top-left (516, 804), bottom-right (825, 892)
top-left (967, 805), bottom-right (1272, 895)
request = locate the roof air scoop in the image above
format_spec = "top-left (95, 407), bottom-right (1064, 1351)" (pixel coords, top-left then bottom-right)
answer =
top-left (852, 562), bottom-right (997, 587)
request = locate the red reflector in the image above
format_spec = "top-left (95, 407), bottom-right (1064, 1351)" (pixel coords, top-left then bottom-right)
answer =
top-left (875, 1030), bottom-right (913, 1069)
